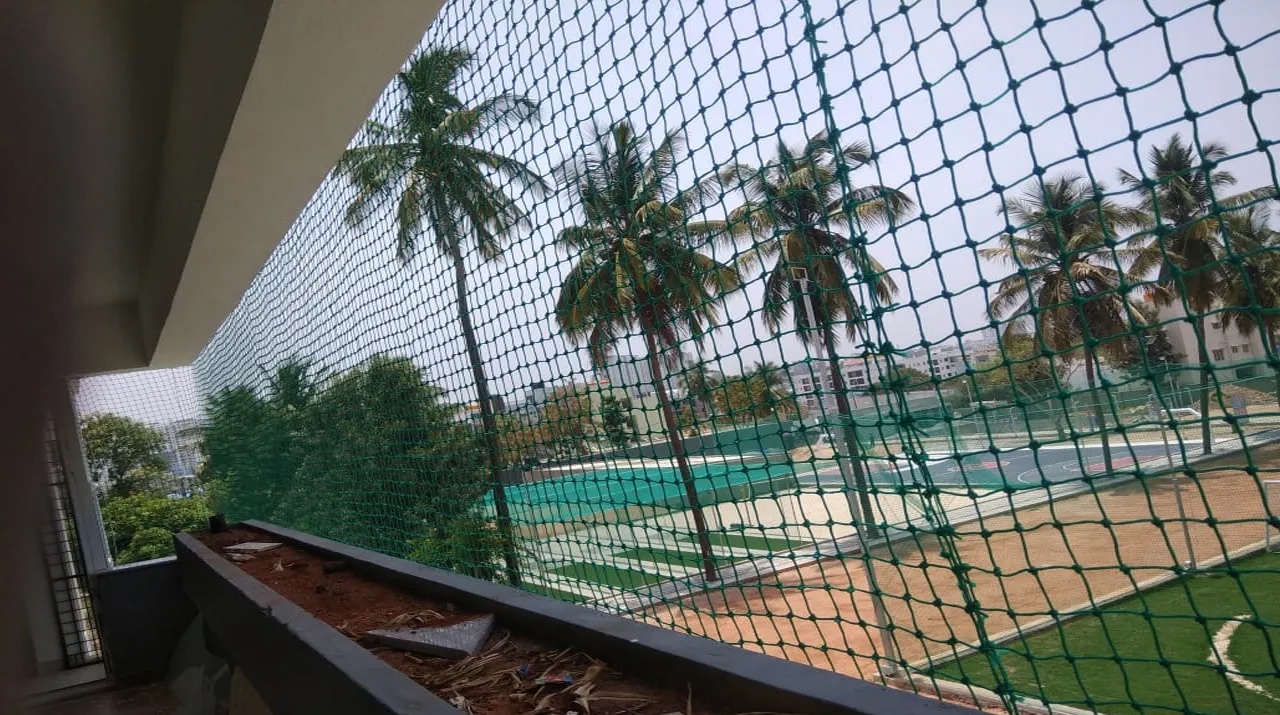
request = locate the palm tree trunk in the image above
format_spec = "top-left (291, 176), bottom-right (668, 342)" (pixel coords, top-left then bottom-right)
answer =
top-left (1084, 352), bottom-right (1113, 473)
top-left (644, 328), bottom-right (718, 582)
top-left (1267, 326), bottom-right (1279, 410)
top-left (823, 329), bottom-right (881, 540)
top-left (452, 248), bottom-right (521, 585)
top-left (1196, 315), bottom-right (1213, 454)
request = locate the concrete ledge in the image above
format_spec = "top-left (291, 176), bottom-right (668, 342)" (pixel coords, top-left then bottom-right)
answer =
top-left (91, 558), bottom-right (195, 685)
top-left (174, 533), bottom-right (456, 715)
top-left (239, 520), bottom-right (982, 715)
top-left (888, 672), bottom-right (1102, 715)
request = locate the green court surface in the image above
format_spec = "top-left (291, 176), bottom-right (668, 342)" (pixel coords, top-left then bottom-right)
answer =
top-left (692, 532), bottom-right (811, 552)
top-left (496, 460), bottom-right (799, 524)
top-left (935, 552), bottom-right (1280, 715)
top-left (547, 561), bottom-right (668, 590)
top-left (615, 546), bottom-right (710, 569)
top-left (522, 583), bottom-right (590, 603)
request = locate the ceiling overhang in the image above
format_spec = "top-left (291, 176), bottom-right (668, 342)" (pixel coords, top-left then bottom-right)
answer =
top-left (66, 0), bottom-right (444, 375)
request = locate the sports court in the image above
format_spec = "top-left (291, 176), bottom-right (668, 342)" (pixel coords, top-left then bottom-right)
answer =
top-left (497, 456), bottom-right (804, 524)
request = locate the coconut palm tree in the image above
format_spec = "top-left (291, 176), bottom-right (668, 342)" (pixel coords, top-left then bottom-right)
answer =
top-left (720, 132), bottom-right (914, 539)
top-left (982, 174), bottom-right (1152, 472)
top-left (1218, 203), bottom-right (1280, 405)
top-left (333, 47), bottom-right (548, 584)
top-left (747, 361), bottom-right (791, 417)
top-left (680, 362), bottom-right (721, 422)
top-left (1121, 134), bottom-right (1273, 452)
top-left (555, 120), bottom-right (741, 581)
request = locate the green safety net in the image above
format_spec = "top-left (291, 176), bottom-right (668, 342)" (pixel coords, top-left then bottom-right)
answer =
top-left (94, 0), bottom-right (1280, 712)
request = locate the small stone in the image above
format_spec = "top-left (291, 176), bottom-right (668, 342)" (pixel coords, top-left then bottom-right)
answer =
top-left (228, 553), bottom-right (255, 562)
top-left (365, 614), bottom-right (495, 659)
top-left (226, 542), bottom-right (283, 553)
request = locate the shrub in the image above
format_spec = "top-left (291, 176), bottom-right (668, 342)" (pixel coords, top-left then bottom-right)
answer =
top-left (101, 493), bottom-right (210, 565)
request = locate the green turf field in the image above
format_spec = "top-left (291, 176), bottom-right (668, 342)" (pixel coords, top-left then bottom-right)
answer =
top-left (548, 561), bottom-right (669, 589)
top-left (689, 532), bottom-right (811, 552)
top-left (615, 546), bottom-right (710, 568)
top-left (935, 552), bottom-right (1280, 715)
top-left (523, 583), bottom-right (590, 603)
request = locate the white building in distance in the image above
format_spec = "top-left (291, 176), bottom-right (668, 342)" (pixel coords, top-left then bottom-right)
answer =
top-left (787, 358), bottom-right (885, 415)
top-left (1157, 301), bottom-right (1269, 381)
top-left (603, 354), bottom-right (655, 399)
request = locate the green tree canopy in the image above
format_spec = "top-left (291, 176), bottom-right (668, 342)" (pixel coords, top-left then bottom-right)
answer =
top-left (1219, 204), bottom-right (1280, 391)
top-left (334, 46), bottom-right (547, 584)
top-left (956, 333), bottom-right (1064, 407)
top-left (708, 365), bottom-right (797, 421)
top-left (540, 386), bottom-right (598, 458)
top-left (1109, 302), bottom-right (1184, 396)
top-left (80, 413), bottom-right (169, 500)
top-left (745, 361), bottom-right (795, 418)
top-left (982, 173), bottom-right (1150, 470)
top-left (101, 493), bottom-right (209, 565)
top-left (599, 394), bottom-right (637, 451)
top-left (721, 131), bottom-right (914, 539)
top-left (202, 359), bottom-right (318, 522)
top-left (275, 355), bottom-right (491, 559)
top-left (869, 366), bottom-right (932, 393)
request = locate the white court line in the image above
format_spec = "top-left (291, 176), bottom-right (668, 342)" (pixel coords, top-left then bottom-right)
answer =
top-left (1209, 616), bottom-right (1280, 702)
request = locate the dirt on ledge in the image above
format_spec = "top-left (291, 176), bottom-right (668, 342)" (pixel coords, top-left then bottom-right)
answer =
top-left (196, 527), bottom-right (730, 715)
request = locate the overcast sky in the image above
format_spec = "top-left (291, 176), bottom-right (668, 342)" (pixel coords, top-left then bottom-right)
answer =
top-left (74, 366), bottom-right (202, 427)
top-left (180, 0), bottom-right (1280, 408)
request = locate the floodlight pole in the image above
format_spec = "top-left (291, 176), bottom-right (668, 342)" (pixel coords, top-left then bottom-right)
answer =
top-left (1154, 397), bottom-right (1197, 570)
top-left (793, 265), bottom-right (898, 675)
top-left (794, 266), bottom-right (862, 524)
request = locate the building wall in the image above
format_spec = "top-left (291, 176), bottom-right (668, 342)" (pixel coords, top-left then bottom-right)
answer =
top-left (92, 559), bottom-right (196, 684)
top-left (604, 355), bottom-right (655, 399)
top-left (786, 359), bottom-right (886, 415)
top-left (160, 418), bottom-right (204, 478)
top-left (902, 345), bottom-right (965, 380)
top-left (1157, 302), bottom-right (1267, 380)
top-left (785, 336), bottom-right (1004, 416)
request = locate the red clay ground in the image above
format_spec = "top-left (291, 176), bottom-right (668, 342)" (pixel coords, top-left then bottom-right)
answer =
top-left (638, 444), bottom-right (1280, 685)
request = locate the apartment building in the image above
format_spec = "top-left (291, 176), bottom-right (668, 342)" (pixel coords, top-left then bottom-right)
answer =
top-left (1157, 301), bottom-right (1268, 380)
top-left (787, 358), bottom-right (885, 414)
top-left (901, 344), bottom-right (965, 380)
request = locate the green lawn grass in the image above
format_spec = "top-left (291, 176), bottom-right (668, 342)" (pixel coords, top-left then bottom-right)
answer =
top-left (934, 552), bottom-right (1280, 715)
top-left (686, 532), bottom-right (809, 552)
top-left (548, 561), bottom-right (668, 589)
top-left (615, 546), bottom-right (712, 569)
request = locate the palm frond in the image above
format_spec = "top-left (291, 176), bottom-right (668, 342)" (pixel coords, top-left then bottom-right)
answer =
top-left (556, 225), bottom-right (608, 251)
top-left (394, 172), bottom-right (427, 260)
top-left (458, 146), bottom-right (549, 196)
top-left (333, 139), bottom-right (415, 226)
top-left (827, 185), bottom-right (915, 229)
top-left (469, 93), bottom-right (541, 134)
